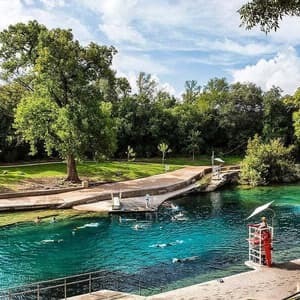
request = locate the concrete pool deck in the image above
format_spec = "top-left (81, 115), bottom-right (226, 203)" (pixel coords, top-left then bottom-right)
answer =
top-left (0, 166), bottom-right (210, 212)
top-left (73, 182), bottom-right (199, 213)
top-left (69, 259), bottom-right (300, 300)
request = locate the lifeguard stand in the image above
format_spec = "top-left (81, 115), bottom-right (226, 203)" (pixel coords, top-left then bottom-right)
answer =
top-left (246, 201), bottom-right (275, 267)
top-left (248, 224), bottom-right (273, 266)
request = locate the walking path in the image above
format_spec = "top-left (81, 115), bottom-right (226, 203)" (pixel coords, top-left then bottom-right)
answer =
top-left (0, 161), bottom-right (63, 168)
top-left (74, 182), bottom-right (198, 212)
top-left (70, 259), bottom-right (300, 300)
top-left (0, 166), bottom-right (210, 212)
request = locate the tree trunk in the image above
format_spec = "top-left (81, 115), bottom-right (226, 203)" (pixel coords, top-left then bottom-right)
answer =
top-left (66, 154), bottom-right (81, 183)
top-left (192, 151), bottom-right (195, 161)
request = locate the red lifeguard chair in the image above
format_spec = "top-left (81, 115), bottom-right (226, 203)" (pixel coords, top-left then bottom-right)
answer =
top-left (246, 201), bottom-right (275, 267)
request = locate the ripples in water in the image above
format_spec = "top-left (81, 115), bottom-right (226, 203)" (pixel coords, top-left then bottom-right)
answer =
top-left (0, 186), bottom-right (299, 293)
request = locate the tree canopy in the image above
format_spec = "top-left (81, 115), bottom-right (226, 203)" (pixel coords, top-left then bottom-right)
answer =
top-left (0, 21), bottom-right (299, 186)
top-left (239, 0), bottom-right (300, 32)
top-left (0, 21), bottom-right (117, 181)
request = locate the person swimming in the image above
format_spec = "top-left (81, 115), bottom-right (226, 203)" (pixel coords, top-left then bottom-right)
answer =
top-left (76, 223), bottom-right (99, 229)
top-left (150, 240), bottom-right (183, 248)
top-left (170, 203), bottom-right (179, 211)
top-left (41, 239), bottom-right (63, 244)
top-left (133, 224), bottom-right (143, 230)
top-left (172, 256), bottom-right (199, 263)
top-left (172, 212), bottom-right (188, 221)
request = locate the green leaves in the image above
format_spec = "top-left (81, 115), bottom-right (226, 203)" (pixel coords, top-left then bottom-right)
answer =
top-left (14, 94), bottom-right (58, 155)
top-left (239, 0), bottom-right (300, 33)
top-left (240, 135), bottom-right (296, 186)
top-left (0, 21), bottom-right (117, 180)
top-left (0, 20), bottom-right (46, 81)
top-left (158, 142), bottom-right (171, 165)
top-left (125, 145), bottom-right (136, 162)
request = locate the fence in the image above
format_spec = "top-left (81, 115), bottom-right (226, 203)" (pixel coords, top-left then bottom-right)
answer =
top-left (0, 270), bottom-right (164, 299)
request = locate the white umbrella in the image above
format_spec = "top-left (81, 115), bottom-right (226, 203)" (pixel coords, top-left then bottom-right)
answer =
top-left (246, 201), bottom-right (274, 220)
top-left (214, 158), bottom-right (225, 163)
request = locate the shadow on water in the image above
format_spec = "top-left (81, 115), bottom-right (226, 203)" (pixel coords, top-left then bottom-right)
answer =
top-left (0, 248), bottom-right (248, 300)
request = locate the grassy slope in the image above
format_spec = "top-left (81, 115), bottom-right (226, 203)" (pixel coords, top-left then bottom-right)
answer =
top-left (0, 155), bottom-right (242, 191)
top-left (0, 161), bottom-right (180, 190)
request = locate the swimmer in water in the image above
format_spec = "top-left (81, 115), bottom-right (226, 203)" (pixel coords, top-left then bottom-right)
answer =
top-left (41, 239), bottom-right (63, 244)
top-left (172, 256), bottom-right (198, 263)
top-left (133, 224), bottom-right (142, 230)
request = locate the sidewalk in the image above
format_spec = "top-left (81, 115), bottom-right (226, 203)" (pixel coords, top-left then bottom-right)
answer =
top-left (70, 259), bottom-right (300, 300)
top-left (0, 166), bottom-right (210, 211)
top-left (148, 260), bottom-right (300, 300)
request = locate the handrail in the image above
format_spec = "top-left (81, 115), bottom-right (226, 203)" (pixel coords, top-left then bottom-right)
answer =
top-left (282, 291), bottom-right (300, 300)
top-left (0, 269), bottom-right (111, 292)
top-left (0, 269), bottom-right (165, 299)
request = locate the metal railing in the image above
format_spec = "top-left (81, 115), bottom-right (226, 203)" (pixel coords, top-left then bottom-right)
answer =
top-left (282, 291), bottom-right (300, 300)
top-left (0, 270), bottom-right (164, 300)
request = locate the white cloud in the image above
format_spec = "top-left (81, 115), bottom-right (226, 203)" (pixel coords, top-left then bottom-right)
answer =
top-left (40, 0), bottom-right (65, 9)
top-left (232, 47), bottom-right (300, 95)
top-left (83, 0), bottom-right (146, 45)
top-left (197, 38), bottom-right (276, 56)
top-left (112, 50), bottom-right (176, 94)
top-left (99, 23), bottom-right (145, 45)
top-left (267, 17), bottom-right (300, 45)
top-left (114, 59), bottom-right (176, 96)
top-left (113, 51), bottom-right (169, 75)
top-left (186, 53), bottom-right (246, 66)
top-left (0, 0), bottom-right (93, 44)
top-left (80, 0), bottom-right (263, 48)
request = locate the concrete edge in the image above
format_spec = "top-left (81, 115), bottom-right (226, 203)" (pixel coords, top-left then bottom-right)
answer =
top-left (60, 168), bottom-right (211, 209)
top-left (0, 187), bottom-right (84, 199)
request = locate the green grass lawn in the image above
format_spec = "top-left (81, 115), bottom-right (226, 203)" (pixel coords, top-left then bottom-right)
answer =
top-left (0, 155), bottom-right (242, 192)
top-left (0, 209), bottom-right (105, 227)
top-left (0, 161), bottom-right (181, 191)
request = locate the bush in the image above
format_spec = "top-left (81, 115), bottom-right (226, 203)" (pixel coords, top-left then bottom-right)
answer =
top-left (240, 135), bottom-right (296, 186)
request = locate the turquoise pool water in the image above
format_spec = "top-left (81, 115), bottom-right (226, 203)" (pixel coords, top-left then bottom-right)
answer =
top-left (0, 185), bottom-right (299, 292)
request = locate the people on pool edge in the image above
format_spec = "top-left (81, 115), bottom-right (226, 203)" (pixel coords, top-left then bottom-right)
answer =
top-left (34, 216), bottom-right (41, 224)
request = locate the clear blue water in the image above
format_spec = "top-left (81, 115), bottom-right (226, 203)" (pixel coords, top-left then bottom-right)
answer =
top-left (0, 185), bottom-right (299, 293)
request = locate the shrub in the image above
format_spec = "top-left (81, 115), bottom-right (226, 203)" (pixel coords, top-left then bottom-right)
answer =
top-left (240, 135), bottom-right (296, 186)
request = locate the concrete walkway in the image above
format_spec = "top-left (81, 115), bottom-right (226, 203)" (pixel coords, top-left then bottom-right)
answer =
top-left (148, 260), bottom-right (300, 300)
top-left (0, 166), bottom-right (209, 211)
top-left (70, 259), bottom-right (300, 300)
top-left (74, 182), bottom-right (198, 212)
top-left (69, 290), bottom-right (144, 300)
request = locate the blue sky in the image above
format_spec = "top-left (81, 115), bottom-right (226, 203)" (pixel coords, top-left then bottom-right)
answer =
top-left (2, 0), bottom-right (300, 96)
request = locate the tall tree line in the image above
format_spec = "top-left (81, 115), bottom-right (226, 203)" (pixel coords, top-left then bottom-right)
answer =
top-left (0, 21), bottom-right (299, 181)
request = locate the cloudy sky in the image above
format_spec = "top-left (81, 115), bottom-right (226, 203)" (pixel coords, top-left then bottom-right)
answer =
top-left (1, 0), bottom-right (300, 95)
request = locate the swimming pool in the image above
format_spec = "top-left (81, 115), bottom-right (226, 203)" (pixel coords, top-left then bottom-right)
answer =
top-left (0, 185), bottom-right (299, 293)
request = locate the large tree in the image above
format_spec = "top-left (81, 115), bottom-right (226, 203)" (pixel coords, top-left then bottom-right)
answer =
top-left (182, 80), bottom-right (201, 103)
top-left (262, 86), bottom-right (294, 144)
top-left (218, 82), bottom-right (264, 151)
top-left (239, 0), bottom-right (300, 32)
top-left (0, 82), bottom-right (29, 161)
top-left (0, 21), bottom-right (117, 182)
